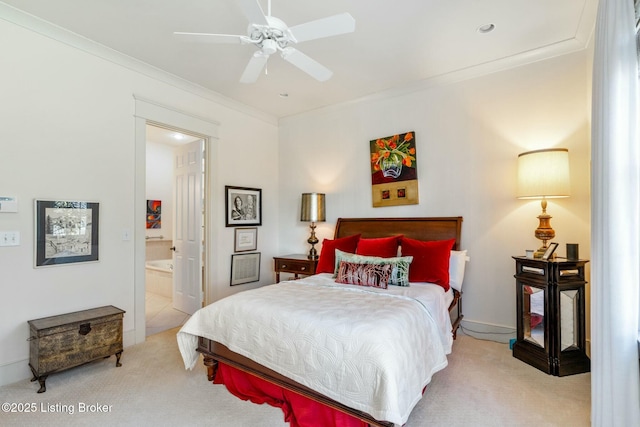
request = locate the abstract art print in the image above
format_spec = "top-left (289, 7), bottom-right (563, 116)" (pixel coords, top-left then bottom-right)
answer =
top-left (146, 199), bottom-right (162, 229)
top-left (370, 131), bottom-right (419, 207)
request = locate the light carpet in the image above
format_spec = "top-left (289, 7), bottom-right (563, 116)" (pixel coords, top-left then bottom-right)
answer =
top-left (0, 328), bottom-right (590, 426)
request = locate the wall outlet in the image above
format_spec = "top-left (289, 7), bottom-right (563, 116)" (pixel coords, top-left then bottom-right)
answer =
top-left (0, 231), bottom-right (20, 246)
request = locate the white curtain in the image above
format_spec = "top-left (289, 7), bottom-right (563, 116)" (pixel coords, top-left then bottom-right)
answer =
top-left (591, 0), bottom-right (640, 425)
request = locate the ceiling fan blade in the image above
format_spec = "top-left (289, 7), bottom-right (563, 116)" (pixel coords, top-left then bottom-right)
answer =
top-left (281, 48), bottom-right (332, 82)
top-left (240, 52), bottom-right (269, 83)
top-left (288, 13), bottom-right (355, 43)
top-left (238, 0), bottom-right (269, 26)
top-left (174, 32), bottom-right (252, 44)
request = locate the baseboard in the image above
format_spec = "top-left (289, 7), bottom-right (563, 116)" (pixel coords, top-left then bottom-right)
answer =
top-left (123, 329), bottom-right (137, 347)
top-left (458, 319), bottom-right (516, 344)
top-left (0, 358), bottom-right (32, 387)
top-left (0, 329), bottom-right (140, 387)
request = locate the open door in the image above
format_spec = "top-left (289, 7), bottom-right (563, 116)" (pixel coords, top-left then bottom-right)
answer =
top-left (172, 139), bottom-right (203, 315)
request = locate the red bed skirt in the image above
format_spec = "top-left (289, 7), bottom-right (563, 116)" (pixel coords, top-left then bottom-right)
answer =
top-left (214, 362), bottom-right (368, 427)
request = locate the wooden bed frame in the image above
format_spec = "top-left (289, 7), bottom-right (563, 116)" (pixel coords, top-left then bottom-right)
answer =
top-left (197, 216), bottom-right (464, 427)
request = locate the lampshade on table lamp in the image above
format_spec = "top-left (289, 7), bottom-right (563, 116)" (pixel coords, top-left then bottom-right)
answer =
top-left (517, 148), bottom-right (570, 258)
top-left (300, 193), bottom-right (326, 260)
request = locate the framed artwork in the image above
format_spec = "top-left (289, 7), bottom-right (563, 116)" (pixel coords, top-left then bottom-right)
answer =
top-left (370, 131), bottom-right (419, 207)
top-left (542, 242), bottom-right (559, 260)
top-left (34, 200), bottom-right (99, 267)
top-left (234, 227), bottom-right (258, 252)
top-left (146, 199), bottom-right (162, 229)
top-left (230, 252), bottom-right (261, 286)
top-left (225, 186), bottom-right (262, 227)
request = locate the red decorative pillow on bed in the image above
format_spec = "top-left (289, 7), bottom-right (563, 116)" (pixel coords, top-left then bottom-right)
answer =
top-left (355, 235), bottom-right (402, 258)
top-left (316, 234), bottom-right (361, 274)
top-left (400, 237), bottom-right (456, 290)
top-left (336, 261), bottom-right (391, 289)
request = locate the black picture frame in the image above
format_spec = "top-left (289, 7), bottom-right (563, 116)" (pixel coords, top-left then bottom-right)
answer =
top-left (542, 242), bottom-right (559, 260)
top-left (35, 200), bottom-right (99, 267)
top-left (230, 252), bottom-right (261, 286)
top-left (225, 186), bottom-right (262, 227)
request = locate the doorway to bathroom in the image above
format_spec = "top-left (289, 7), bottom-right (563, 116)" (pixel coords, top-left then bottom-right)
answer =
top-left (144, 123), bottom-right (205, 336)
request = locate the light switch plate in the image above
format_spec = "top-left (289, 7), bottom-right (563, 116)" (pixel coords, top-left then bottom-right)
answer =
top-left (0, 231), bottom-right (20, 246)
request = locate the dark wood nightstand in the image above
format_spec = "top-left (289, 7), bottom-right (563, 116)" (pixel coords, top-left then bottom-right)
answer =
top-left (273, 254), bottom-right (318, 282)
top-left (512, 256), bottom-right (590, 376)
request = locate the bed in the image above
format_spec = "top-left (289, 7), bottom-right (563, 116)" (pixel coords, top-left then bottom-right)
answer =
top-left (178, 216), bottom-right (465, 427)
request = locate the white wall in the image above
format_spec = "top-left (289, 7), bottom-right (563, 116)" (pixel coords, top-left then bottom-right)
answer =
top-left (145, 140), bottom-right (174, 241)
top-left (0, 14), bottom-right (279, 386)
top-left (278, 50), bottom-right (591, 338)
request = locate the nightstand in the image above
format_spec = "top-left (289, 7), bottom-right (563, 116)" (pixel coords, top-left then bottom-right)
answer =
top-left (273, 254), bottom-right (317, 282)
top-left (512, 256), bottom-right (590, 376)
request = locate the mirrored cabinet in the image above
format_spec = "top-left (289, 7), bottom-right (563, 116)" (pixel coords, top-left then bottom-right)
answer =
top-left (512, 256), bottom-right (590, 376)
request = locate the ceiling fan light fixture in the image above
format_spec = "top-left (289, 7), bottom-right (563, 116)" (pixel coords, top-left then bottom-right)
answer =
top-left (175, 0), bottom-right (355, 82)
top-left (261, 39), bottom-right (277, 54)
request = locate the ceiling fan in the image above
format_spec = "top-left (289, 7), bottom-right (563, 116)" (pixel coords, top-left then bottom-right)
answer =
top-left (174, 0), bottom-right (355, 83)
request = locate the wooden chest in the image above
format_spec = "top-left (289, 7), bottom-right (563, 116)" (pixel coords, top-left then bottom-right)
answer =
top-left (27, 305), bottom-right (125, 393)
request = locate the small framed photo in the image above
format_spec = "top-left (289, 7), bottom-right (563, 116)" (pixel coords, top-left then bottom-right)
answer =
top-left (230, 252), bottom-right (261, 286)
top-left (225, 186), bottom-right (262, 227)
top-left (234, 227), bottom-right (257, 252)
top-left (35, 200), bottom-right (99, 267)
top-left (542, 242), bottom-right (559, 260)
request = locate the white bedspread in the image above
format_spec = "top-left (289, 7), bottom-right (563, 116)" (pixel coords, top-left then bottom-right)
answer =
top-left (177, 273), bottom-right (453, 425)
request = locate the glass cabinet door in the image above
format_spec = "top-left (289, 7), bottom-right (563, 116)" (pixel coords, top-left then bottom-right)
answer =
top-left (522, 285), bottom-right (545, 347)
top-left (560, 289), bottom-right (578, 351)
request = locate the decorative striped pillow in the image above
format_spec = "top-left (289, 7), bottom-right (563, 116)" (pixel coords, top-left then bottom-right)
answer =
top-left (334, 249), bottom-right (413, 287)
top-left (336, 261), bottom-right (392, 289)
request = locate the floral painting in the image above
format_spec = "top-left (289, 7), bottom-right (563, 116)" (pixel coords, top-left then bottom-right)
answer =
top-left (370, 131), bottom-right (419, 207)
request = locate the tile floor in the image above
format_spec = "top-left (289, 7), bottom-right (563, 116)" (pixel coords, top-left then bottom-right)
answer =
top-left (145, 292), bottom-right (190, 336)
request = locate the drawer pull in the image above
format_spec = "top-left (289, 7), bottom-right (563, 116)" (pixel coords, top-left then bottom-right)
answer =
top-left (560, 269), bottom-right (579, 276)
top-left (522, 266), bottom-right (545, 275)
top-left (300, 266), bottom-right (306, 271)
top-left (78, 323), bottom-right (92, 335)
top-left (281, 264), bottom-right (287, 268)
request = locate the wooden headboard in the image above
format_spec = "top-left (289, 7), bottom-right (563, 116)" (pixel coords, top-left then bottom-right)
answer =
top-left (334, 217), bottom-right (463, 250)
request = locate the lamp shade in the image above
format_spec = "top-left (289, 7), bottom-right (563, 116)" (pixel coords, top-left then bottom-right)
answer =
top-left (300, 193), bottom-right (326, 222)
top-left (517, 148), bottom-right (570, 199)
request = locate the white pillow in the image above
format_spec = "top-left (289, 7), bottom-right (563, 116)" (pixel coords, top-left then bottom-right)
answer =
top-left (449, 250), bottom-right (469, 292)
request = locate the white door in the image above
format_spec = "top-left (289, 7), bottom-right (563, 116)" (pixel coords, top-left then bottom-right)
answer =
top-left (173, 140), bottom-right (203, 315)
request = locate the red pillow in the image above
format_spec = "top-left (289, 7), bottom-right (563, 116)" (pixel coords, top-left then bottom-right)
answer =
top-left (400, 237), bottom-right (456, 290)
top-left (316, 234), bottom-right (361, 274)
top-left (356, 235), bottom-right (402, 258)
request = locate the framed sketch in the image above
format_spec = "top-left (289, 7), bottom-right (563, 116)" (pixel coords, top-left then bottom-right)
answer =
top-left (35, 200), bottom-right (99, 267)
top-left (230, 252), bottom-right (261, 286)
top-left (542, 242), bottom-right (559, 260)
top-left (234, 227), bottom-right (257, 252)
top-left (225, 186), bottom-right (262, 227)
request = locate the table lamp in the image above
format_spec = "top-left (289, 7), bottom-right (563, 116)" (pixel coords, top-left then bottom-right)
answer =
top-left (517, 148), bottom-right (570, 258)
top-left (300, 193), bottom-right (326, 260)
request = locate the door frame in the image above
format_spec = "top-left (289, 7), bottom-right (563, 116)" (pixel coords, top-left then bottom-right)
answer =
top-left (134, 96), bottom-right (219, 344)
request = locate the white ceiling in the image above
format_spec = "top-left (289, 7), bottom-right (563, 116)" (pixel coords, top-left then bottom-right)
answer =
top-left (2, 0), bottom-right (597, 119)
top-left (146, 124), bottom-right (202, 146)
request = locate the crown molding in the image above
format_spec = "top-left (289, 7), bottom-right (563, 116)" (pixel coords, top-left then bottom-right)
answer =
top-left (0, 2), bottom-right (278, 126)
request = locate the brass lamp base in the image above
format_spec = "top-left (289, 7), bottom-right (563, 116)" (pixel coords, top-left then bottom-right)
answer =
top-left (533, 247), bottom-right (547, 259)
top-left (533, 199), bottom-right (555, 258)
top-left (307, 222), bottom-right (319, 260)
